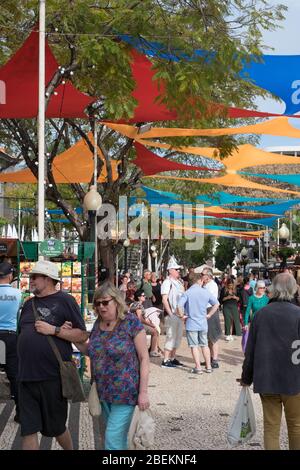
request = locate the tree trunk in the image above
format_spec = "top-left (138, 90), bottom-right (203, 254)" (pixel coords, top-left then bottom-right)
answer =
top-left (99, 239), bottom-right (117, 282)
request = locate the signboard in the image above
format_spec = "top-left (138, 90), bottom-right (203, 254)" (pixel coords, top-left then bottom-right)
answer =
top-left (0, 243), bottom-right (7, 254)
top-left (0, 239), bottom-right (18, 257)
top-left (39, 239), bottom-right (63, 257)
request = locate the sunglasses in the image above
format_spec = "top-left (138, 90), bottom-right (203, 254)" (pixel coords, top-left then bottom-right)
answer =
top-left (95, 298), bottom-right (114, 307)
top-left (140, 293), bottom-right (146, 297)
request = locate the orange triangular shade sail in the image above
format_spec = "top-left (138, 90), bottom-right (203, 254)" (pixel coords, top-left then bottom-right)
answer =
top-left (0, 135), bottom-right (119, 183)
top-left (104, 117), bottom-right (300, 139)
top-left (164, 220), bottom-right (265, 239)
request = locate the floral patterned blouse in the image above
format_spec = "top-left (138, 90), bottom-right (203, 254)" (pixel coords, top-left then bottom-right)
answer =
top-left (88, 312), bottom-right (144, 405)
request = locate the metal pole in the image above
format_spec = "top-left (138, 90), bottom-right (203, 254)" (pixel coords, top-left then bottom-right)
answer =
top-left (18, 200), bottom-right (21, 239)
top-left (290, 211), bottom-right (293, 247)
top-left (38, 0), bottom-right (46, 243)
top-left (258, 237), bottom-right (261, 279)
top-left (277, 218), bottom-right (280, 249)
top-left (93, 123), bottom-right (98, 286)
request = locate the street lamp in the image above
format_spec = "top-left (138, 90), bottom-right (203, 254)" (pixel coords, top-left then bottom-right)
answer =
top-left (278, 223), bottom-right (290, 244)
top-left (123, 238), bottom-right (130, 272)
top-left (83, 185), bottom-right (102, 301)
top-left (240, 247), bottom-right (248, 277)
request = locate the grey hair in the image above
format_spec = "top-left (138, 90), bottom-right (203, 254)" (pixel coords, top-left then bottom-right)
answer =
top-left (202, 268), bottom-right (213, 278)
top-left (93, 282), bottom-right (127, 320)
top-left (270, 273), bottom-right (297, 301)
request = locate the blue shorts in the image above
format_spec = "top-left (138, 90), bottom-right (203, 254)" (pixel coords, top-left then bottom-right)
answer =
top-left (186, 330), bottom-right (208, 348)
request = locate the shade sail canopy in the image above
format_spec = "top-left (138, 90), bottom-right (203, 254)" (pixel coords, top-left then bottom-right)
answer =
top-left (241, 172), bottom-right (300, 187)
top-left (104, 117), bottom-right (300, 140)
top-left (121, 35), bottom-right (300, 116)
top-left (133, 142), bottom-right (220, 175)
top-left (0, 31), bottom-right (94, 118)
top-left (0, 135), bottom-right (119, 183)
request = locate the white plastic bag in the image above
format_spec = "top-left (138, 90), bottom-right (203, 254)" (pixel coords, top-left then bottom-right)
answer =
top-left (227, 387), bottom-right (256, 446)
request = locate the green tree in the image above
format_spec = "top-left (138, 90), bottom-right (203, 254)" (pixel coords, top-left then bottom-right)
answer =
top-left (215, 237), bottom-right (236, 271)
top-left (0, 0), bottom-right (286, 276)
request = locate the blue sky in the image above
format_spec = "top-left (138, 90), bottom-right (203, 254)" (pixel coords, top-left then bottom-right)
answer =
top-left (257, 0), bottom-right (300, 148)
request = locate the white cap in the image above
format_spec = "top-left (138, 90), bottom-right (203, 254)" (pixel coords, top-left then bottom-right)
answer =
top-left (30, 260), bottom-right (60, 281)
top-left (167, 256), bottom-right (182, 270)
top-left (256, 280), bottom-right (266, 288)
top-left (194, 264), bottom-right (211, 274)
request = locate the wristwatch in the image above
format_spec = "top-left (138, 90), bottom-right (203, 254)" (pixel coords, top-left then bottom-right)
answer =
top-left (54, 326), bottom-right (61, 336)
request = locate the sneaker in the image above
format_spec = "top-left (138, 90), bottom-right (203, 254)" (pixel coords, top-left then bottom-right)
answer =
top-left (225, 335), bottom-right (233, 341)
top-left (211, 360), bottom-right (219, 369)
top-left (190, 368), bottom-right (203, 374)
top-left (171, 358), bottom-right (185, 367)
top-left (161, 360), bottom-right (177, 368)
top-left (204, 368), bottom-right (212, 373)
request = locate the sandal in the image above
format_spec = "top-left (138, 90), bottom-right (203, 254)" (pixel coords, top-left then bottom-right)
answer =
top-left (190, 368), bottom-right (203, 374)
top-left (149, 351), bottom-right (162, 357)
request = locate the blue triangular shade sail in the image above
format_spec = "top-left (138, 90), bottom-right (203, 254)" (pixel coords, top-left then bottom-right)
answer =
top-left (196, 191), bottom-right (278, 205)
top-left (227, 199), bottom-right (300, 215)
top-left (241, 172), bottom-right (300, 187)
top-left (120, 35), bottom-right (300, 115)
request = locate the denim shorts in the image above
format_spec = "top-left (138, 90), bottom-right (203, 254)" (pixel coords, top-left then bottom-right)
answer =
top-left (186, 330), bottom-right (208, 347)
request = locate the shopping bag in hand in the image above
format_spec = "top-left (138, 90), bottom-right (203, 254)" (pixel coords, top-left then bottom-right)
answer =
top-left (227, 387), bottom-right (256, 446)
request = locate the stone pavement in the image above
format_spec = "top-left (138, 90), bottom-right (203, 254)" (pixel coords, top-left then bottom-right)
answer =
top-left (0, 331), bottom-right (289, 450)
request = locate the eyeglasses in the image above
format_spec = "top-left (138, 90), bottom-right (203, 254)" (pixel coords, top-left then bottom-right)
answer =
top-left (95, 298), bottom-right (114, 307)
top-left (140, 293), bottom-right (146, 297)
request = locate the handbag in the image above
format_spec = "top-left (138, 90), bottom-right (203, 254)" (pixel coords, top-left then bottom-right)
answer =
top-left (227, 387), bottom-right (256, 446)
top-left (0, 373), bottom-right (11, 401)
top-left (88, 381), bottom-right (101, 417)
top-left (32, 299), bottom-right (86, 403)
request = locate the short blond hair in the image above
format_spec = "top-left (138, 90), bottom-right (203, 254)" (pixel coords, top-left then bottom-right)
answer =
top-left (93, 282), bottom-right (127, 320)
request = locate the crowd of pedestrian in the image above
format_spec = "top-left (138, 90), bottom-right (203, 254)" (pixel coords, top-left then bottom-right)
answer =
top-left (1, 256), bottom-right (300, 451)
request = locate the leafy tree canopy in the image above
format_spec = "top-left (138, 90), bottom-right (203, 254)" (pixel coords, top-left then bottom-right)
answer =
top-left (0, 1), bottom-right (286, 271)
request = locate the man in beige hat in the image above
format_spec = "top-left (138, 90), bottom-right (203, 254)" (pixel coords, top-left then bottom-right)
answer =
top-left (17, 260), bottom-right (89, 450)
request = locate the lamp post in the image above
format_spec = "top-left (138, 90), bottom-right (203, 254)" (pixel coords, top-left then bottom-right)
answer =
top-left (83, 185), bottom-right (102, 301)
top-left (123, 238), bottom-right (130, 272)
top-left (278, 223), bottom-right (290, 245)
top-left (241, 246), bottom-right (248, 277)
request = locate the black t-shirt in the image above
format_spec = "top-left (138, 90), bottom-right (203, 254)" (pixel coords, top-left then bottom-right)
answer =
top-left (18, 291), bottom-right (86, 381)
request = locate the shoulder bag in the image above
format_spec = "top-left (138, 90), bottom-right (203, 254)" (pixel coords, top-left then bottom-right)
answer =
top-left (32, 298), bottom-right (86, 403)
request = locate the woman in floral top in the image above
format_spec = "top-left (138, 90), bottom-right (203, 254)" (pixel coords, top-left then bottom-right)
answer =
top-left (75, 282), bottom-right (150, 450)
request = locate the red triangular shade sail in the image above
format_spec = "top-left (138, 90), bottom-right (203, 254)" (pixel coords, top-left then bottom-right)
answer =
top-left (0, 31), bottom-right (94, 118)
top-left (127, 50), bottom-right (288, 122)
top-left (133, 141), bottom-right (219, 175)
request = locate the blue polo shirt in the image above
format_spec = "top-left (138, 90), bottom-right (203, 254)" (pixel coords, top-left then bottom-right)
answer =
top-left (178, 284), bottom-right (218, 332)
top-left (0, 284), bottom-right (22, 332)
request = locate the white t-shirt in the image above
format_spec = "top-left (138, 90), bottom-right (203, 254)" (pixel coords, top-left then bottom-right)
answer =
top-left (205, 280), bottom-right (219, 308)
top-left (161, 277), bottom-right (185, 313)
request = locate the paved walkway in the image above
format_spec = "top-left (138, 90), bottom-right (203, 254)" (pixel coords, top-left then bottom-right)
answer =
top-left (0, 332), bottom-right (289, 450)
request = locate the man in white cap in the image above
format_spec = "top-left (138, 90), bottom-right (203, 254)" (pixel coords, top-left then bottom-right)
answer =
top-left (17, 260), bottom-right (89, 450)
top-left (160, 256), bottom-right (185, 368)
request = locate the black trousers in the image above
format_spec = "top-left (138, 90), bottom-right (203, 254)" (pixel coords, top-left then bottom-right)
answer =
top-left (0, 332), bottom-right (19, 411)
